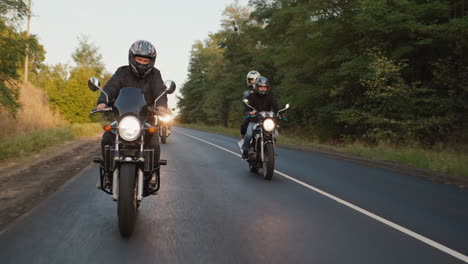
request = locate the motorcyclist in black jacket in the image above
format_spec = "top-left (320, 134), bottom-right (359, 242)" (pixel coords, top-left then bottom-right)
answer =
top-left (241, 76), bottom-right (279, 159)
top-left (96, 40), bottom-right (168, 189)
top-left (240, 70), bottom-right (261, 139)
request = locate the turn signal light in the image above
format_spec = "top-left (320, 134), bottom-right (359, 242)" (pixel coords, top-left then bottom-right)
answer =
top-left (103, 124), bottom-right (112, 132)
top-left (147, 126), bottom-right (158, 134)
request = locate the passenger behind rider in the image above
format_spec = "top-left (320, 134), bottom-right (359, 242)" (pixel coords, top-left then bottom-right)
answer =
top-left (241, 70), bottom-right (261, 139)
top-left (241, 76), bottom-right (279, 159)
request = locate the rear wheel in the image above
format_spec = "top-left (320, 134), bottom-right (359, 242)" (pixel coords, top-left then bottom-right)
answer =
top-left (118, 163), bottom-right (137, 237)
top-left (262, 142), bottom-right (275, 180)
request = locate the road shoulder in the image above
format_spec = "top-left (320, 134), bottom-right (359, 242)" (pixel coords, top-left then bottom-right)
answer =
top-left (0, 137), bottom-right (100, 231)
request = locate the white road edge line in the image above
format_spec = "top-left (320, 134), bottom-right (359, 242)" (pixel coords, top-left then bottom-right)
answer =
top-left (175, 129), bottom-right (468, 263)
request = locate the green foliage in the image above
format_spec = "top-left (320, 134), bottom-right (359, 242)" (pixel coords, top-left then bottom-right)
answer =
top-left (72, 35), bottom-right (105, 74)
top-left (35, 37), bottom-right (109, 123)
top-left (70, 123), bottom-right (102, 137)
top-left (0, 1), bottom-right (45, 116)
top-left (336, 50), bottom-right (454, 144)
top-left (0, 126), bottom-right (74, 161)
top-left (178, 0), bottom-right (468, 146)
top-left (178, 1), bottom-right (264, 127)
top-left (0, 123), bottom-right (101, 162)
top-left (0, 0), bottom-right (27, 21)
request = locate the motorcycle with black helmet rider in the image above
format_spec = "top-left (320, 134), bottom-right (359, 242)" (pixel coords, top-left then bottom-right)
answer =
top-left (240, 70), bottom-right (261, 139)
top-left (238, 76), bottom-right (290, 180)
top-left (89, 40), bottom-right (175, 237)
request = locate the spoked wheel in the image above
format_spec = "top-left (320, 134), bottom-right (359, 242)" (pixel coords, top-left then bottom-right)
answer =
top-left (262, 143), bottom-right (275, 180)
top-left (118, 163), bottom-right (137, 237)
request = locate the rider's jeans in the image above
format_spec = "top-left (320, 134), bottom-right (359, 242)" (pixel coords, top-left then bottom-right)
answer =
top-left (241, 122), bottom-right (255, 151)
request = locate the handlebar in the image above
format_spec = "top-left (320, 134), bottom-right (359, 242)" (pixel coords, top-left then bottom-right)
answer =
top-left (89, 107), bottom-right (113, 114)
top-left (243, 113), bottom-right (288, 121)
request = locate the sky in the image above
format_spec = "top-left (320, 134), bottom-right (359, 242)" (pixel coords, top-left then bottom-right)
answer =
top-left (27, 0), bottom-right (250, 109)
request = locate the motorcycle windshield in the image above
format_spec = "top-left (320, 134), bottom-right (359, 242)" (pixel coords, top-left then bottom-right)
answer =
top-left (114, 87), bottom-right (148, 120)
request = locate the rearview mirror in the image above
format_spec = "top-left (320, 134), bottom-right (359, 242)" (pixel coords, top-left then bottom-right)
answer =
top-left (88, 77), bottom-right (100, 92)
top-left (88, 77), bottom-right (109, 103)
top-left (278, 103), bottom-right (290, 114)
top-left (164, 80), bottom-right (176, 94)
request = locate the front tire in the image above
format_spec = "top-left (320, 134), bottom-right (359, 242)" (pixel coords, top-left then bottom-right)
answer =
top-left (118, 163), bottom-right (137, 237)
top-left (262, 142), bottom-right (275, 180)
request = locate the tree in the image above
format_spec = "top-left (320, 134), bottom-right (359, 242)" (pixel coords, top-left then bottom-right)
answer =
top-left (179, 0), bottom-right (468, 145)
top-left (44, 37), bottom-right (108, 123)
top-left (0, 0), bottom-right (27, 22)
top-left (0, 0), bottom-right (44, 116)
top-left (72, 35), bottom-right (105, 74)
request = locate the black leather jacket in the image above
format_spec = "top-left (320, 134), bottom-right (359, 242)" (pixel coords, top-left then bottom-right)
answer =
top-left (244, 92), bottom-right (279, 123)
top-left (97, 66), bottom-right (167, 109)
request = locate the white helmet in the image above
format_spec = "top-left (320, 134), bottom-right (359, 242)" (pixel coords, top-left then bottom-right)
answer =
top-left (246, 70), bottom-right (261, 86)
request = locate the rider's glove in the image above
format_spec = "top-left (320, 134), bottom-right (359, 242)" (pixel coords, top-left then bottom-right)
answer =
top-left (278, 112), bottom-right (287, 120)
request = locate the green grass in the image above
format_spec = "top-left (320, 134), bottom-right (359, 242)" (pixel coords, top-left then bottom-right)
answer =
top-left (177, 123), bottom-right (468, 178)
top-left (71, 123), bottom-right (102, 137)
top-left (0, 123), bottom-right (101, 163)
top-left (337, 143), bottom-right (468, 178)
top-left (178, 123), bottom-right (240, 138)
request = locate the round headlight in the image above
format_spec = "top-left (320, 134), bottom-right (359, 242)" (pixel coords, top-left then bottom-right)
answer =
top-left (263, 118), bottom-right (276, 132)
top-left (159, 115), bottom-right (172, 122)
top-left (118, 116), bottom-right (142, 141)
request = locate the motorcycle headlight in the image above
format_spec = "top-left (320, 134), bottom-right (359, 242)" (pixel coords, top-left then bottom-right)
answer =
top-left (118, 116), bottom-right (142, 141)
top-left (263, 118), bottom-right (276, 132)
top-left (159, 115), bottom-right (172, 122)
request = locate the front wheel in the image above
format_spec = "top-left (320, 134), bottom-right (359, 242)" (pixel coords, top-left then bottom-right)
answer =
top-left (118, 163), bottom-right (137, 237)
top-left (262, 142), bottom-right (275, 180)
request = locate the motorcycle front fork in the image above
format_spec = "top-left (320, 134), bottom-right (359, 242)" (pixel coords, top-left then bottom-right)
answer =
top-left (111, 166), bottom-right (145, 201)
top-left (258, 134), bottom-right (277, 162)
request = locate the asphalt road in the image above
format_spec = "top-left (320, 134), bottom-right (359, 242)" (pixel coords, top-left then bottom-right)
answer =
top-left (0, 127), bottom-right (467, 264)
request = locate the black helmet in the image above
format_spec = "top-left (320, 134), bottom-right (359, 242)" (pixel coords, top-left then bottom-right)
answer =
top-left (246, 70), bottom-right (261, 87)
top-left (129, 40), bottom-right (157, 78)
top-left (254, 76), bottom-right (270, 95)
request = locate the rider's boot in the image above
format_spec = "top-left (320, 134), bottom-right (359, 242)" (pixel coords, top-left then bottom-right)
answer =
top-left (242, 149), bottom-right (248, 160)
top-left (149, 169), bottom-right (159, 195)
top-left (96, 173), bottom-right (111, 190)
